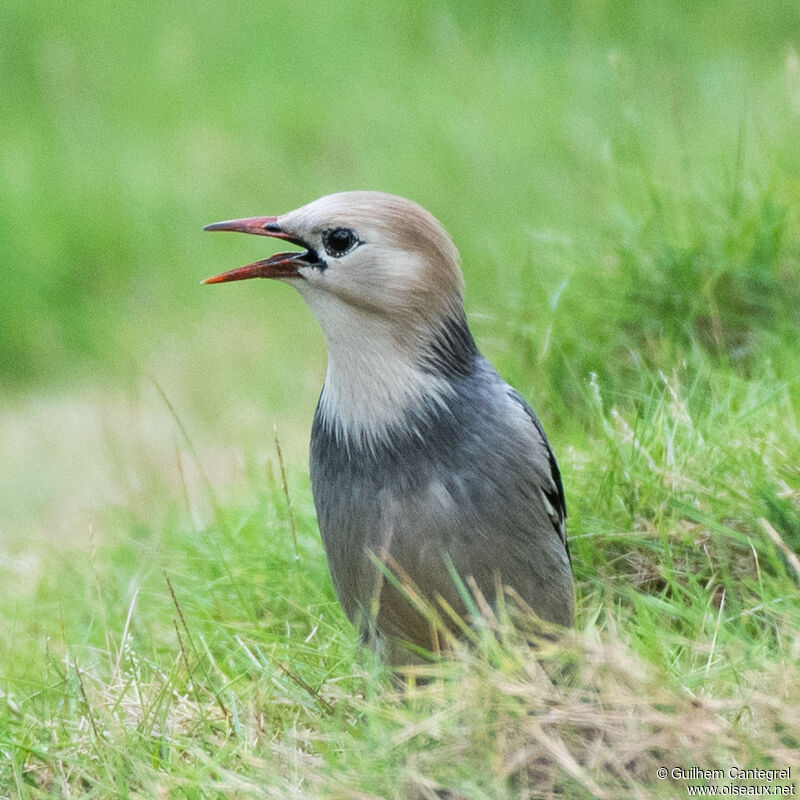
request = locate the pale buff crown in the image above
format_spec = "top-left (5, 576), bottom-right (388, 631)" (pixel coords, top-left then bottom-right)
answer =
top-left (279, 191), bottom-right (464, 323)
top-left (274, 192), bottom-right (470, 445)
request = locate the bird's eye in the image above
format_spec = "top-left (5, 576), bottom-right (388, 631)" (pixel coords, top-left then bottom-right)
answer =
top-left (323, 228), bottom-right (358, 258)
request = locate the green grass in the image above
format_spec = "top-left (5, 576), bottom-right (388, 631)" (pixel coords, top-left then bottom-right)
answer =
top-left (2, 0), bottom-right (800, 797)
top-left (3, 381), bottom-right (798, 797)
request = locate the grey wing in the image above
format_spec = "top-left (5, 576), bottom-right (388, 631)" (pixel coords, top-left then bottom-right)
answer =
top-left (507, 389), bottom-right (570, 562)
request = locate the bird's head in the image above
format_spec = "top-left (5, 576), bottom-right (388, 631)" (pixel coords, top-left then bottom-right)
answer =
top-left (204, 191), bottom-right (477, 442)
top-left (203, 191), bottom-right (464, 327)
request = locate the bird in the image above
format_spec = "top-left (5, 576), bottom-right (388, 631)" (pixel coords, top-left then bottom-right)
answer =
top-left (203, 191), bottom-right (574, 665)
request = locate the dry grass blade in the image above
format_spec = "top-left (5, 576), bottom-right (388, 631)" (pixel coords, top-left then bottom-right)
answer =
top-left (759, 518), bottom-right (800, 580)
top-left (274, 423), bottom-right (299, 557)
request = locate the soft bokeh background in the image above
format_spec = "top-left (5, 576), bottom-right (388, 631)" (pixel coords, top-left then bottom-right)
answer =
top-left (2, 0), bottom-right (799, 568)
top-left (3, 2), bottom-right (800, 795)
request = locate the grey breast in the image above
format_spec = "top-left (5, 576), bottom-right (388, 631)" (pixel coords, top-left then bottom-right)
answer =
top-left (309, 357), bottom-right (574, 658)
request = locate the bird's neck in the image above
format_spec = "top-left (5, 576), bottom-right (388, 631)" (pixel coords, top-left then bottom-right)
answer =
top-left (311, 300), bottom-right (477, 449)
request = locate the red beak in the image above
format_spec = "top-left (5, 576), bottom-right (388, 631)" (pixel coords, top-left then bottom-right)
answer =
top-left (202, 216), bottom-right (312, 283)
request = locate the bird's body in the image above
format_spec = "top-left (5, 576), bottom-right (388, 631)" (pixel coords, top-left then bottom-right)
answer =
top-left (204, 191), bottom-right (574, 664)
top-left (311, 353), bottom-right (572, 662)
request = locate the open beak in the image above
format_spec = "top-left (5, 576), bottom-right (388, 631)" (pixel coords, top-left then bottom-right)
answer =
top-left (202, 216), bottom-right (313, 283)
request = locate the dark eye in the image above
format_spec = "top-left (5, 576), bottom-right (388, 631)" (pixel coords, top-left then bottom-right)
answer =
top-left (323, 228), bottom-right (358, 257)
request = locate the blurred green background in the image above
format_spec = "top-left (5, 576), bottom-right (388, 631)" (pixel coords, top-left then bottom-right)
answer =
top-left (2, 0), bottom-right (800, 544)
top-left (2, 5), bottom-right (800, 793)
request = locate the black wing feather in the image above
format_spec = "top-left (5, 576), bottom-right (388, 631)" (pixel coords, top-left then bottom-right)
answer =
top-left (508, 390), bottom-right (570, 562)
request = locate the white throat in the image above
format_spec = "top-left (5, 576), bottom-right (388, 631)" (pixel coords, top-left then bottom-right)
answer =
top-left (299, 289), bottom-right (454, 446)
